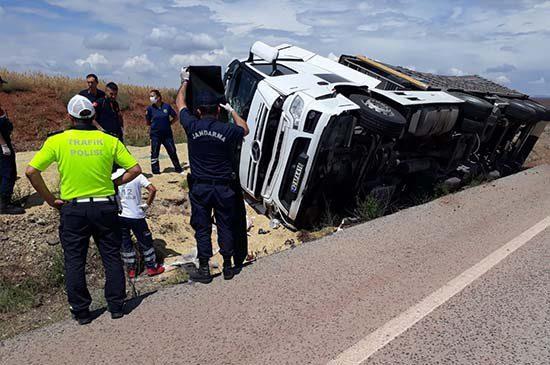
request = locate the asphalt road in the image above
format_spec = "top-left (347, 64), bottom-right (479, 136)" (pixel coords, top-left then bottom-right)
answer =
top-left (1, 166), bottom-right (549, 365)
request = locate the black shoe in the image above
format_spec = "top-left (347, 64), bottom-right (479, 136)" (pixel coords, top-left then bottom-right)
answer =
top-left (111, 311), bottom-right (124, 319)
top-left (0, 200), bottom-right (25, 215)
top-left (223, 267), bottom-right (234, 280)
top-left (190, 263), bottom-right (212, 284)
top-left (72, 310), bottom-right (93, 325)
top-left (233, 263), bottom-right (243, 275)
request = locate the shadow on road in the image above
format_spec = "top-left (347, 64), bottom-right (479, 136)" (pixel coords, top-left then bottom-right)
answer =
top-left (124, 290), bottom-right (157, 314)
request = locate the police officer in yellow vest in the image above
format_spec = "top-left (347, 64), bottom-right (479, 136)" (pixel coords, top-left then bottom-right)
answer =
top-left (26, 95), bottom-right (142, 325)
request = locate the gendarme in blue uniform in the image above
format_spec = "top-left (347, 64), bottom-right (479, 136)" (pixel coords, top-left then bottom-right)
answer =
top-left (179, 108), bottom-right (244, 181)
top-left (146, 102), bottom-right (176, 137)
top-left (180, 106), bottom-right (244, 262)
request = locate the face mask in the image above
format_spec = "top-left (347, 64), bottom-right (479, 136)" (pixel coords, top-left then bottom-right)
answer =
top-left (150, 96), bottom-right (158, 104)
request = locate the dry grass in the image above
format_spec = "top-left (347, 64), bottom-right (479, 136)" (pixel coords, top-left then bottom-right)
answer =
top-left (0, 69), bottom-right (184, 149)
top-left (0, 68), bottom-right (177, 101)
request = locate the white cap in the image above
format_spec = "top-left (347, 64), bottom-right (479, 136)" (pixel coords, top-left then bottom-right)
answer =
top-left (67, 94), bottom-right (95, 119)
top-left (111, 168), bottom-right (125, 181)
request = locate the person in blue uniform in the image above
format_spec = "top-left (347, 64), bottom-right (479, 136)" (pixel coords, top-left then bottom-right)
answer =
top-left (95, 82), bottom-right (124, 141)
top-left (0, 76), bottom-right (25, 215)
top-left (176, 67), bottom-right (249, 283)
top-left (146, 90), bottom-right (183, 174)
top-left (79, 74), bottom-right (106, 105)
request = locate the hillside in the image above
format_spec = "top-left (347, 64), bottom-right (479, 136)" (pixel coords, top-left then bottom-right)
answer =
top-left (0, 69), bottom-right (185, 151)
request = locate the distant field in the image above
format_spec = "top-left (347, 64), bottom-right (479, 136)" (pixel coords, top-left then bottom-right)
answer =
top-left (0, 69), bottom-right (183, 151)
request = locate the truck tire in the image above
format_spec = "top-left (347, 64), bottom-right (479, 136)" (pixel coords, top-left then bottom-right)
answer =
top-left (449, 92), bottom-right (493, 121)
top-left (522, 99), bottom-right (548, 121)
top-left (501, 98), bottom-right (538, 123)
top-left (348, 94), bottom-right (406, 138)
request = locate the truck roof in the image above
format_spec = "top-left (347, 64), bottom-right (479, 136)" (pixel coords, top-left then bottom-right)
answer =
top-left (244, 45), bottom-right (381, 98)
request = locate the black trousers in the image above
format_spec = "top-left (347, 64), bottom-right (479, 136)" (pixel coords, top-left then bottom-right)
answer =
top-left (59, 201), bottom-right (125, 314)
top-left (0, 149), bottom-right (16, 200)
top-left (119, 217), bottom-right (157, 269)
top-left (189, 182), bottom-right (236, 260)
top-left (151, 135), bottom-right (182, 174)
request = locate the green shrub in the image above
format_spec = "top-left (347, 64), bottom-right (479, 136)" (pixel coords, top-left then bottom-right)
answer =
top-left (0, 79), bottom-right (33, 93)
top-left (355, 194), bottom-right (384, 222)
top-left (47, 248), bottom-right (65, 288)
top-left (0, 279), bottom-right (40, 313)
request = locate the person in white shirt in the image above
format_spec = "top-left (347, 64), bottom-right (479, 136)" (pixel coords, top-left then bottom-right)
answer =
top-left (112, 169), bottom-right (164, 278)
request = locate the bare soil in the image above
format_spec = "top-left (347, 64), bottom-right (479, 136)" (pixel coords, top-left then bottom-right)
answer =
top-left (0, 144), bottom-right (299, 340)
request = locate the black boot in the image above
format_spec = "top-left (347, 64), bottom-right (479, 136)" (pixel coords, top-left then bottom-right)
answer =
top-left (222, 256), bottom-right (234, 281)
top-left (0, 195), bottom-right (25, 215)
top-left (71, 309), bottom-right (93, 325)
top-left (190, 259), bottom-right (212, 284)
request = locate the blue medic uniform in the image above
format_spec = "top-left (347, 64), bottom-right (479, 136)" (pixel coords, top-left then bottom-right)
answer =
top-left (180, 107), bottom-right (244, 262)
top-left (96, 97), bottom-right (123, 141)
top-left (0, 113), bottom-right (16, 203)
top-left (146, 102), bottom-right (182, 174)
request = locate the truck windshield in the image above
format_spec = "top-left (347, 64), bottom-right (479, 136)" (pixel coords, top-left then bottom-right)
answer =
top-left (251, 63), bottom-right (297, 77)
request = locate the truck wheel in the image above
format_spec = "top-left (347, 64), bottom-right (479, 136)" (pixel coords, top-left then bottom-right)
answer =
top-left (449, 92), bottom-right (493, 121)
top-left (349, 94), bottom-right (407, 138)
top-left (501, 99), bottom-right (538, 123)
top-left (522, 99), bottom-right (548, 121)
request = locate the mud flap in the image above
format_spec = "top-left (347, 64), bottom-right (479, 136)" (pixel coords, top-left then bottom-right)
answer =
top-left (187, 65), bottom-right (248, 265)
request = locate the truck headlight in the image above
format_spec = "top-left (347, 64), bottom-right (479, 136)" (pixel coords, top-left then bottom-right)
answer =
top-left (289, 96), bottom-right (304, 129)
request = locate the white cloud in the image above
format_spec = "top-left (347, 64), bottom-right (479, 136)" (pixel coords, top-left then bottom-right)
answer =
top-left (0, 6), bottom-right (5, 16)
top-left (534, 1), bottom-right (550, 9)
top-left (84, 33), bottom-right (130, 51)
top-left (122, 54), bottom-right (154, 73)
top-left (173, 0), bottom-right (311, 35)
top-left (75, 53), bottom-right (109, 69)
top-left (449, 67), bottom-right (465, 76)
top-left (169, 49), bottom-right (228, 67)
top-left (145, 26), bottom-right (219, 52)
top-left (10, 6), bottom-right (61, 19)
top-left (493, 75), bottom-right (511, 84)
top-left (357, 2), bottom-right (370, 11)
top-left (528, 77), bottom-right (545, 85)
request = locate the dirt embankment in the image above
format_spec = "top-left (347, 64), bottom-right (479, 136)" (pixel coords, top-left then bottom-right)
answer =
top-left (0, 70), bottom-right (184, 150)
top-left (0, 144), bottom-right (299, 340)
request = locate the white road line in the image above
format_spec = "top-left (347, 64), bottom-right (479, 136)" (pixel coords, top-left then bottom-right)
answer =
top-left (328, 216), bottom-right (550, 365)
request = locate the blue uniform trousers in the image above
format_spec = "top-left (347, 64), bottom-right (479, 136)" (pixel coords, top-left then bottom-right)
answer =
top-left (189, 181), bottom-right (236, 260)
top-left (119, 217), bottom-right (157, 269)
top-left (0, 149), bottom-right (16, 200)
top-left (151, 135), bottom-right (182, 174)
top-left (59, 201), bottom-right (125, 315)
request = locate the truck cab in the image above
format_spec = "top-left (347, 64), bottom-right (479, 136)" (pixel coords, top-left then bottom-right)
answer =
top-left (224, 42), bottom-right (547, 229)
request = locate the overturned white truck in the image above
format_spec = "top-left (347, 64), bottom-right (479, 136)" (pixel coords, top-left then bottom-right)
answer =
top-left (223, 42), bottom-right (549, 229)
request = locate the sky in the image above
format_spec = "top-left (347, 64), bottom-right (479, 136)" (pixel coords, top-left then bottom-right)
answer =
top-left (1, 0), bottom-right (549, 96)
